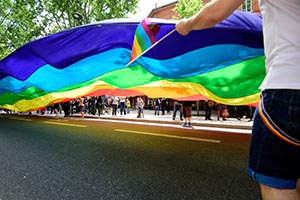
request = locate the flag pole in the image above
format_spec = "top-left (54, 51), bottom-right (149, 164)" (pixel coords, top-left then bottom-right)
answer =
top-left (126, 28), bottom-right (176, 67)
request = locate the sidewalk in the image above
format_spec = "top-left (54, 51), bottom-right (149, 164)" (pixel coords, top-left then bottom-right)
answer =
top-left (3, 109), bottom-right (253, 130)
top-left (68, 109), bottom-right (253, 130)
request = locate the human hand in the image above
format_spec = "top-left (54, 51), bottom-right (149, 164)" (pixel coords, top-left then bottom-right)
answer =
top-left (175, 18), bottom-right (191, 36)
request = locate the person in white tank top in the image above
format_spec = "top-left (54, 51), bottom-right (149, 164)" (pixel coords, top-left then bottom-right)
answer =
top-left (259, 0), bottom-right (300, 90)
top-left (175, 0), bottom-right (300, 199)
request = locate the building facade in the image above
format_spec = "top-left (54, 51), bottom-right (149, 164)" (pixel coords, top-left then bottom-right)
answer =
top-left (148, 0), bottom-right (260, 19)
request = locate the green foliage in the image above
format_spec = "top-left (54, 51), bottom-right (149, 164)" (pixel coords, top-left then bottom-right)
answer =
top-left (0, 0), bottom-right (138, 60)
top-left (173, 0), bottom-right (204, 19)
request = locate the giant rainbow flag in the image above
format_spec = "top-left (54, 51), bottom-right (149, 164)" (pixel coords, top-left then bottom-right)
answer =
top-left (0, 11), bottom-right (265, 112)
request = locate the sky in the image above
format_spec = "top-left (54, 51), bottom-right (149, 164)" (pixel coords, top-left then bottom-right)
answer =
top-left (130, 0), bottom-right (177, 19)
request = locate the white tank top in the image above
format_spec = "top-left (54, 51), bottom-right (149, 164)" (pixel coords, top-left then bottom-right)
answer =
top-left (259, 0), bottom-right (300, 90)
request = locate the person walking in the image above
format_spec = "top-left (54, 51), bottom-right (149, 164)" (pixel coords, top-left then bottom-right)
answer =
top-left (52, 103), bottom-right (60, 117)
top-left (154, 98), bottom-right (161, 115)
top-left (126, 98), bottom-right (131, 114)
top-left (236, 105), bottom-right (250, 120)
top-left (78, 97), bottom-right (85, 118)
top-left (161, 98), bottom-right (167, 115)
top-left (96, 96), bottom-right (104, 116)
top-left (205, 100), bottom-right (213, 120)
top-left (182, 101), bottom-right (193, 127)
top-left (216, 103), bottom-right (227, 121)
top-left (111, 96), bottom-right (119, 116)
top-left (119, 96), bottom-right (127, 116)
top-left (89, 96), bottom-right (97, 115)
top-left (247, 105), bottom-right (256, 122)
top-left (172, 101), bottom-right (183, 121)
top-left (176, 1), bottom-right (300, 199)
top-left (136, 97), bottom-right (144, 118)
top-left (62, 101), bottom-right (70, 117)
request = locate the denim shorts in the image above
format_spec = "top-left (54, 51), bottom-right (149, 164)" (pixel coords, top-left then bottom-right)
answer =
top-left (248, 89), bottom-right (300, 189)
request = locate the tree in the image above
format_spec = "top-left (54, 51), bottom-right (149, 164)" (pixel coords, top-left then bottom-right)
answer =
top-left (172, 0), bottom-right (204, 19)
top-left (0, 0), bottom-right (138, 60)
top-left (0, 0), bottom-right (46, 59)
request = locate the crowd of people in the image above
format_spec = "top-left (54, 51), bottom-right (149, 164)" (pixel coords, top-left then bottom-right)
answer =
top-left (58, 96), bottom-right (133, 118)
top-left (59, 96), bottom-right (254, 128)
top-left (1, 96), bottom-right (255, 123)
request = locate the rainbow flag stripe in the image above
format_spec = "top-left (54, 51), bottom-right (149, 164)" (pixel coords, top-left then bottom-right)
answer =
top-left (0, 11), bottom-right (265, 112)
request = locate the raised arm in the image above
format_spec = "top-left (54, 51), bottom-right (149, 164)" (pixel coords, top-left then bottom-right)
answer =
top-left (176, 0), bottom-right (245, 35)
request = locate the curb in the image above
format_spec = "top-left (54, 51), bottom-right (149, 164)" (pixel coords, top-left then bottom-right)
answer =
top-left (69, 114), bottom-right (253, 130)
top-left (1, 112), bottom-right (253, 131)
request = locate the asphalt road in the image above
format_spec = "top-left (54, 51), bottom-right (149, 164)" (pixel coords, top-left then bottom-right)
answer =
top-left (0, 115), bottom-right (260, 200)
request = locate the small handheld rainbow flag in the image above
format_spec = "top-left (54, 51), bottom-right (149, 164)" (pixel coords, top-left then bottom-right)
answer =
top-left (130, 18), bottom-right (160, 61)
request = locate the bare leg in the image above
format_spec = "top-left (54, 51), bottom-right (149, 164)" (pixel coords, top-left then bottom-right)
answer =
top-left (260, 183), bottom-right (300, 200)
top-left (297, 180), bottom-right (300, 196)
top-left (187, 117), bottom-right (191, 123)
top-left (217, 110), bottom-right (221, 120)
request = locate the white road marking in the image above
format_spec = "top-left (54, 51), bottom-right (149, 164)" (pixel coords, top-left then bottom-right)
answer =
top-left (114, 129), bottom-right (221, 144)
top-left (192, 126), bottom-right (252, 134)
top-left (8, 117), bottom-right (32, 122)
top-left (44, 121), bottom-right (87, 128)
top-left (83, 118), bottom-right (251, 135)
